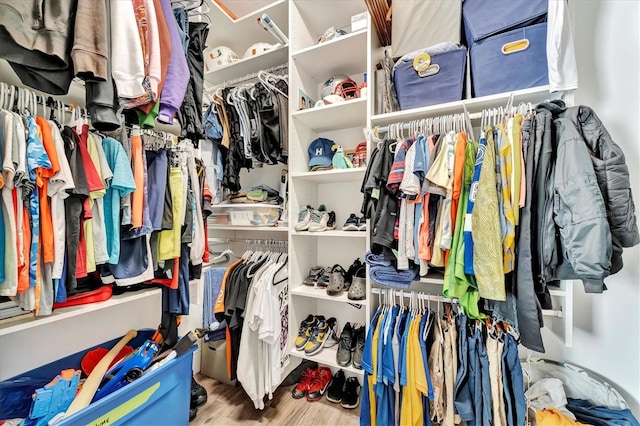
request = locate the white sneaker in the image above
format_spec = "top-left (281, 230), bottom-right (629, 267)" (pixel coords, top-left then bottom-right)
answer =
top-left (309, 205), bottom-right (329, 232)
top-left (295, 205), bottom-right (314, 231)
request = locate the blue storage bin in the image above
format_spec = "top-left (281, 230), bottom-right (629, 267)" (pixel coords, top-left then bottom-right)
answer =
top-left (470, 22), bottom-right (549, 97)
top-left (0, 329), bottom-right (195, 425)
top-left (463, 0), bottom-right (547, 47)
top-left (393, 46), bottom-right (467, 110)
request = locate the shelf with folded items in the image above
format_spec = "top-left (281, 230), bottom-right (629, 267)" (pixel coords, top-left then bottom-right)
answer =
top-left (291, 284), bottom-right (366, 305)
top-left (370, 85), bottom-right (553, 128)
top-left (289, 346), bottom-right (364, 375)
top-left (290, 167), bottom-right (366, 183)
top-left (292, 29), bottom-right (368, 79)
top-left (203, 44), bottom-right (289, 87)
top-left (291, 230), bottom-right (367, 238)
top-left (208, 224), bottom-right (289, 232)
top-left (292, 97), bottom-right (367, 132)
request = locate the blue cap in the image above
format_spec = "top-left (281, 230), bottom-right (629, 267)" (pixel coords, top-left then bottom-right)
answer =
top-left (308, 137), bottom-right (335, 167)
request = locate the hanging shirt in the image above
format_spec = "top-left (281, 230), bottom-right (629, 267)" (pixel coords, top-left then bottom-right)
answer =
top-left (102, 137), bottom-right (137, 264)
top-left (464, 134), bottom-right (487, 275)
top-left (87, 133), bottom-right (111, 264)
top-left (0, 111), bottom-right (17, 295)
top-left (498, 123), bottom-right (516, 274)
top-left (546, 0), bottom-right (578, 92)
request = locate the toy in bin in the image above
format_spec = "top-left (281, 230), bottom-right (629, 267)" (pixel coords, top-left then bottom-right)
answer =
top-left (92, 340), bottom-right (160, 402)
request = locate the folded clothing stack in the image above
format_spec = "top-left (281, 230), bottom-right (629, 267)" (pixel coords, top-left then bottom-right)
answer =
top-left (365, 251), bottom-right (418, 288)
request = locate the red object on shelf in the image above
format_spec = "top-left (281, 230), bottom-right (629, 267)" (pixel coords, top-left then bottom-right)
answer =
top-left (81, 346), bottom-right (135, 376)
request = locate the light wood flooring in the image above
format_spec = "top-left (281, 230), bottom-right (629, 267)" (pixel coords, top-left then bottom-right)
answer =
top-left (191, 373), bottom-right (360, 425)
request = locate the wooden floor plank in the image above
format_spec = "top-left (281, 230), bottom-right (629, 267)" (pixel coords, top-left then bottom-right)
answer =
top-left (192, 373), bottom-right (360, 425)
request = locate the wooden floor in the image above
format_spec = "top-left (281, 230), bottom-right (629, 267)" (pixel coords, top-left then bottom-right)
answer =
top-left (191, 373), bottom-right (360, 425)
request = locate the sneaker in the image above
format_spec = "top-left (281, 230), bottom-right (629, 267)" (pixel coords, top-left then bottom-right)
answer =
top-left (291, 367), bottom-right (316, 399)
top-left (345, 258), bottom-right (363, 286)
top-left (316, 268), bottom-right (331, 288)
top-left (303, 266), bottom-right (325, 286)
top-left (326, 369), bottom-right (346, 403)
top-left (307, 367), bottom-right (333, 401)
top-left (358, 216), bottom-right (367, 231)
top-left (304, 317), bottom-right (338, 355)
top-left (295, 205), bottom-right (314, 231)
top-left (295, 315), bottom-right (322, 350)
top-left (191, 376), bottom-right (208, 407)
top-left (326, 265), bottom-right (347, 296)
top-left (341, 377), bottom-right (361, 409)
top-left (348, 267), bottom-right (366, 301)
top-left (327, 211), bottom-right (336, 230)
top-left (352, 325), bottom-right (366, 369)
top-left (342, 213), bottom-right (359, 231)
top-left (309, 205), bottom-right (329, 232)
top-left (336, 322), bottom-right (354, 367)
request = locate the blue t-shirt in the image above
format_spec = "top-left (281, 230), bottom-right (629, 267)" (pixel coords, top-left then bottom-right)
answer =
top-left (360, 308), bottom-right (382, 426)
top-left (102, 137), bottom-right (136, 264)
top-left (464, 135), bottom-right (486, 274)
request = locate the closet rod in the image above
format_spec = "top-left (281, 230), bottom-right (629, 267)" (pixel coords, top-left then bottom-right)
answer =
top-left (223, 63), bottom-right (288, 87)
top-left (0, 81), bottom-right (86, 118)
top-left (371, 287), bottom-right (458, 305)
top-left (209, 237), bottom-right (288, 245)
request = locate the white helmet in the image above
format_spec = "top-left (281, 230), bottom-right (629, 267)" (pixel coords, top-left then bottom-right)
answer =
top-left (320, 74), bottom-right (360, 100)
top-left (205, 46), bottom-right (239, 72)
top-left (243, 43), bottom-right (277, 59)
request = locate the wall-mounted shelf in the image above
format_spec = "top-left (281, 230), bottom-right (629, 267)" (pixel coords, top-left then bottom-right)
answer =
top-left (291, 167), bottom-right (365, 183)
top-left (292, 29), bottom-right (367, 79)
top-left (292, 97), bottom-right (367, 132)
top-left (0, 288), bottom-right (161, 337)
top-left (371, 85), bottom-right (554, 128)
top-left (208, 224), bottom-right (288, 232)
top-left (203, 44), bottom-right (289, 87)
top-left (291, 230), bottom-right (367, 238)
top-left (289, 346), bottom-right (363, 375)
top-left (291, 285), bottom-right (366, 305)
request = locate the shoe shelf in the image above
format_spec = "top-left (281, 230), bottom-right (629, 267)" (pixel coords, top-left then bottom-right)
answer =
top-left (291, 29), bottom-right (367, 79)
top-left (290, 167), bottom-right (366, 183)
top-left (292, 98), bottom-right (367, 132)
top-left (291, 230), bottom-right (367, 238)
top-left (370, 85), bottom-right (553, 128)
top-left (290, 346), bottom-right (364, 376)
top-left (291, 285), bottom-right (366, 305)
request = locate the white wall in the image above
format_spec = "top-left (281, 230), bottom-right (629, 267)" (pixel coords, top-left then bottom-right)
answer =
top-left (536, 0), bottom-right (640, 416)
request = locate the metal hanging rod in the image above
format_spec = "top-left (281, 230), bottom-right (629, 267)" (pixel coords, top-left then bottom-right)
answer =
top-left (371, 287), bottom-right (458, 305)
top-left (209, 237), bottom-right (287, 245)
top-left (223, 63), bottom-right (288, 88)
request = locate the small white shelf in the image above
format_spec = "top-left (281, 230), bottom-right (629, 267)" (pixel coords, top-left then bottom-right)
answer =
top-left (208, 224), bottom-right (289, 232)
top-left (0, 288), bottom-right (162, 336)
top-left (371, 86), bottom-right (554, 128)
top-left (291, 285), bottom-right (367, 305)
top-left (292, 97), bottom-right (367, 131)
top-left (291, 230), bottom-right (367, 238)
top-left (292, 29), bottom-right (367, 78)
top-left (290, 346), bottom-right (363, 375)
top-left (418, 274), bottom-right (445, 285)
top-left (203, 44), bottom-right (289, 87)
top-left (291, 167), bottom-right (365, 183)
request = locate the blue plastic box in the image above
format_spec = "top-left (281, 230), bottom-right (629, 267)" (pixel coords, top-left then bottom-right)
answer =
top-left (470, 22), bottom-right (549, 97)
top-left (0, 329), bottom-right (195, 425)
top-left (393, 46), bottom-right (467, 110)
top-left (462, 0), bottom-right (547, 47)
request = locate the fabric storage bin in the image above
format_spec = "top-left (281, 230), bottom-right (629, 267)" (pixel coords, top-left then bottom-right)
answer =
top-left (393, 45), bottom-right (466, 110)
top-left (392, 0), bottom-right (462, 57)
top-left (0, 329), bottom-right (195, 425)
top-left (201, 340), bottom-right (236, 385)
top-left (470, 22), bottom-right (549, 97)
top-left (462, 0), bottom-right (547, 47)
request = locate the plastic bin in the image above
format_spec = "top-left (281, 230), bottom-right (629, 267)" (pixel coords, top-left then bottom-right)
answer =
top-left (210, 202), bottom-right (282, 226)
top-left (462, 0), bottom-right (547, 47)
top-left (0, 329), bottom-right (195, 425)
top-left (470, 22), bottom-right (549, 97)
top-left (393, 46), bottom-right (467, 110)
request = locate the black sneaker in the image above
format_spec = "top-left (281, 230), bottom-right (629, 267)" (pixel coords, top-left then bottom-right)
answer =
top-left (326, 369), bottom-right (346, 403)
top-left (345, 258), bottom-right (363, 287)
top-left (358, 216), bottom-right (367, 231)
top-left (327, 211), bottom-right (336, 230)
top-left (341, 377), bottom-right (361, 409)
top-left (191, 376), bottom-right (208, 407)
top-left (342, 213), bottom-right (359, 231)
top-left (189, 405), bottom-right (198, 422)
top-left (336, 323), bottom-right (354, 367)
top-left (352, 326), bottom-right (366, 369)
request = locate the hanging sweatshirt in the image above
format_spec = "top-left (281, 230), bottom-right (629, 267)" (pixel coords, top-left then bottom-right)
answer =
top-left (111, 0), bottom-right (146, 99)
top-left (157, 0), bottom-right (190, 124)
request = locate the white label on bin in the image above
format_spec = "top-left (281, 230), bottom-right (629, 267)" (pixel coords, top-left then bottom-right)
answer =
top-left (230, 211), bottom-right (253, 226)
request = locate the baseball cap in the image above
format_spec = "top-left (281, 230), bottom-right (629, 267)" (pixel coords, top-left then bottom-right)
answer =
top-left (308, 137), bottom-right (335, 168)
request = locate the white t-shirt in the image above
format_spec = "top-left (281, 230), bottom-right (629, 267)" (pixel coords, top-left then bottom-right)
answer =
top-left (547, 0), bottom-right (578, 91)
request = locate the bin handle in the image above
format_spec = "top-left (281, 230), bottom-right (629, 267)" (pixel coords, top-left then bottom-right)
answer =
top-left (418, 64), bottom-right (440, 78)
top-left (502, 39), bottom-right (529, 55)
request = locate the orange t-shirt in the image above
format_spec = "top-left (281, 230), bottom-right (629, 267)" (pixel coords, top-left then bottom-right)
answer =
top-left (445, 131), bottom-right (467, 265)
top-left (35, 118), bottom-right (60, 264)
top-left (130, 133), bottom-right (144, 228)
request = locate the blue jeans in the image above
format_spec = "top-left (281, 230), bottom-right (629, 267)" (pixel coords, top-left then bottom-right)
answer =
top-left (502, 333), bottom-right (525, 426)
top-left (454, 314), bottom-right (475, 422)
top-left (172, 6), bottom-right (190, 54)
top-left (567, 398), bottom-right (640, 426)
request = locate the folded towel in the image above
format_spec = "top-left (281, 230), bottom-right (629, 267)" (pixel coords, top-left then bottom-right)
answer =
top-left (370, 264), bottom-right (418, 288)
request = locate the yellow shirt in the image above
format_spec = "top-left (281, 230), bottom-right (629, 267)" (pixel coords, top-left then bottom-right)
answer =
top-left (368, 313), bottom-right (384, 426)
